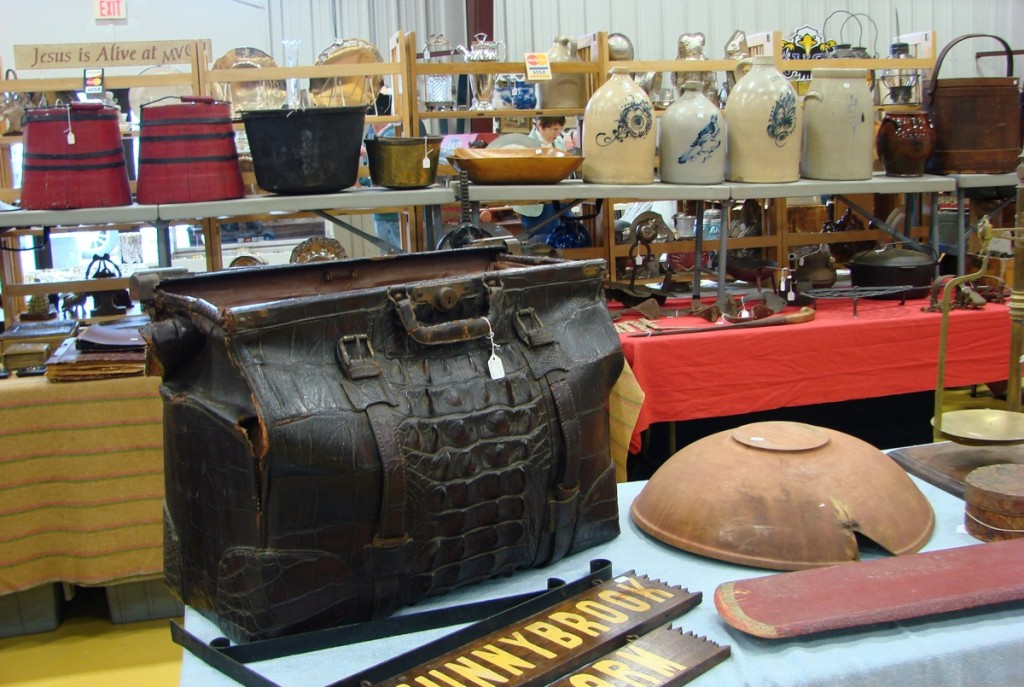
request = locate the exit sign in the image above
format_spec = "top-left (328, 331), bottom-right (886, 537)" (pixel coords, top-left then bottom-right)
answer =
top-left (95, 0), bottom-right (127, 20)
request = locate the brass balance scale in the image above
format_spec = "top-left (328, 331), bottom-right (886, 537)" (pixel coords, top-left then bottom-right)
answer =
top-left (933, 218), bottom-right (1024, 444)
top-left (925, 206), bottom-right (1024, 543)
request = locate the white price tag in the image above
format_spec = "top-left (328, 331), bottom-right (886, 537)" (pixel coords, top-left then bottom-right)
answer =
top-left (64, 106), bottom-right (75, 145)
top-left (421, 138), bottom-right (432, 169)
top-left (488, 353), bottom-right (506, 380)
top-left (483, 316), bottom-right (505, 380)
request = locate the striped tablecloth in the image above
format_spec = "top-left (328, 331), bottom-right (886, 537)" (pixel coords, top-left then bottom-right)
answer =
top-left (0, 366), bottom-right (640, 596)
top-left (0, 375), bottom-right (164, 594)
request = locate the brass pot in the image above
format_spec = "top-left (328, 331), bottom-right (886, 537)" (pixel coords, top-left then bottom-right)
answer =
top-left (365, 136), bottom-right (443, 189)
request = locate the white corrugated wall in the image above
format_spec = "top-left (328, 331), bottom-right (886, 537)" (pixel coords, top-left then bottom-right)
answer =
top-left (310, 0), bottom-right (1024, 81)
top-left (266, 0), bottom-right (469, 65)
top-left (488, 0), bottom-right (1023, 80)
top-left (2, 0), bottom-right (1018, 80)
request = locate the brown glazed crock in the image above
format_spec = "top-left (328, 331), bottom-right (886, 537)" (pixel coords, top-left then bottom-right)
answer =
top-left (876, 111), bottom-right (936, 177)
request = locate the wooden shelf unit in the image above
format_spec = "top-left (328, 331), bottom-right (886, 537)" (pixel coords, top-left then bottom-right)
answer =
top-left (0, 28), bottom-right (947, 325)
top-left (0, 34), bottom-right (426, 324)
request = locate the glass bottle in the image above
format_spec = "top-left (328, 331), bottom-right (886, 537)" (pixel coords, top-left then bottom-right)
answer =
top-left (422, 33), bottom-right (455, 111)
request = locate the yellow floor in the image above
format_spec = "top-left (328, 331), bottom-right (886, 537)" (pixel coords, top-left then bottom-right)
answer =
top-left (0, 586), bottom-right (182, 687)
top-left (0, 385), bottom-right (1015, 686)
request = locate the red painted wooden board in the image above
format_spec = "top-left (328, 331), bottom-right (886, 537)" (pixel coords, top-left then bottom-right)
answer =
top-left (715, 538), bottom-right (1024, 638)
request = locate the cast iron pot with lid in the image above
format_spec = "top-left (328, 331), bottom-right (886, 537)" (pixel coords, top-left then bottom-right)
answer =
top-left (847, 243), bottom-right (938, 299)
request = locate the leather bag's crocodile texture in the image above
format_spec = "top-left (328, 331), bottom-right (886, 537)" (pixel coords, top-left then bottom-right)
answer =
top-left (143, 249), bottom-right (623, 642)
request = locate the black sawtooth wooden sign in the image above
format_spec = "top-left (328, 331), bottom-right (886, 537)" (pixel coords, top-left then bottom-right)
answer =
top-left (547, 626), bottom-right (730, 687)
top-left (375, 572), bottom-right (702, 687)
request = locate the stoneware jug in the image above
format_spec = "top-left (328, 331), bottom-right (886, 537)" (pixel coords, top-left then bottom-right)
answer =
top-left (537, 36), bottom-right (587, 109)
top-left (659, 81), bottom-right (727, 184)
top-left (802, 69), bottom-right (874, 180)
top-left (724, 56), bottom-right (802, 183)
top-left (582, 68), bottom-right (656, 184)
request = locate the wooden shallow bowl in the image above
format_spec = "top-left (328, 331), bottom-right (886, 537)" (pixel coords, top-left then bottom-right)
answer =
top-left (447, 147), bottom-right (583, 185)
top-left (630, 421), bottom-right (936, 571)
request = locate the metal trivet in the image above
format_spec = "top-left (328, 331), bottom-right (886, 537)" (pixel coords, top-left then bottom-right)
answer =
top-left (805, 286), bottom-right (912, 316)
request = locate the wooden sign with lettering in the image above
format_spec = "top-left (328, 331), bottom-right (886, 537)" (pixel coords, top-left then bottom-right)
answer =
top-left (548, 627), bottom-right (730, 687)
top-left (14, 40), bottom-right (211, 70)
top-left (375, 573), bottom-right (702, 687)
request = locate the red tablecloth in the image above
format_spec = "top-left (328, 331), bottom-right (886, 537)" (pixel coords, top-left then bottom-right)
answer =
top-left (620, 297), bottom-right (1013, 453)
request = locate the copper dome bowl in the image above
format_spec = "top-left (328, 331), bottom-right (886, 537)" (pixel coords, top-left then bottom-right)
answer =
top-left (630, 421), bottom-right (935, 571)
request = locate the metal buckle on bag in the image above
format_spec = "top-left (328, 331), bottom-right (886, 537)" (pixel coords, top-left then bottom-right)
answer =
top-left (514, 307), bottom-right (555, 347)
top-left (337, 334), bottom-right (381, 379)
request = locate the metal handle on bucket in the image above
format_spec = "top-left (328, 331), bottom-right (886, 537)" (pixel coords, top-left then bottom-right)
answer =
top-left (142, 95), bottom-right (228, 109)
top-left (925, 33), bottom-right (1015, 109)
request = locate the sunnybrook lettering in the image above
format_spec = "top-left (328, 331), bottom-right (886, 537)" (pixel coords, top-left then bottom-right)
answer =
top-left (393, 577), bottom-right (678, 687)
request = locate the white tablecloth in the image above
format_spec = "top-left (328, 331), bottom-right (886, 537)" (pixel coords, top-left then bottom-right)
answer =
top-left (179, 477), bottom-right (1024, 687)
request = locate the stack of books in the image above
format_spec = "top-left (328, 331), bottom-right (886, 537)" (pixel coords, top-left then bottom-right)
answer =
top-left (0, 319), bottom-right (79, 372)
top-left (45, 317), bottom-right (149, 382)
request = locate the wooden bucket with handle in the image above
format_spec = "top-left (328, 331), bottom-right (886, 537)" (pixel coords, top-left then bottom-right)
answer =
top-left (925, 33), bottom-right (1021, 174)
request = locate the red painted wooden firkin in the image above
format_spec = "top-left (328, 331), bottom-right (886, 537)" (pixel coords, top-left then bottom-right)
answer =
top-left (135, 96), bottom-right (244, 204)
top-left (20, 102), bottom-right (132, 210)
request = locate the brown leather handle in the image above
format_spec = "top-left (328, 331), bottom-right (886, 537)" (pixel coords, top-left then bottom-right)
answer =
top-left (925, 33), bottom-right (1015, 109)
top-left (391, 289), bottom-right (497, 345)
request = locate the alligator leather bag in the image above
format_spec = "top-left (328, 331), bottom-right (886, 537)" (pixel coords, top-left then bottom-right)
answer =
top-left (142, 247), bottom-right (624, 642)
